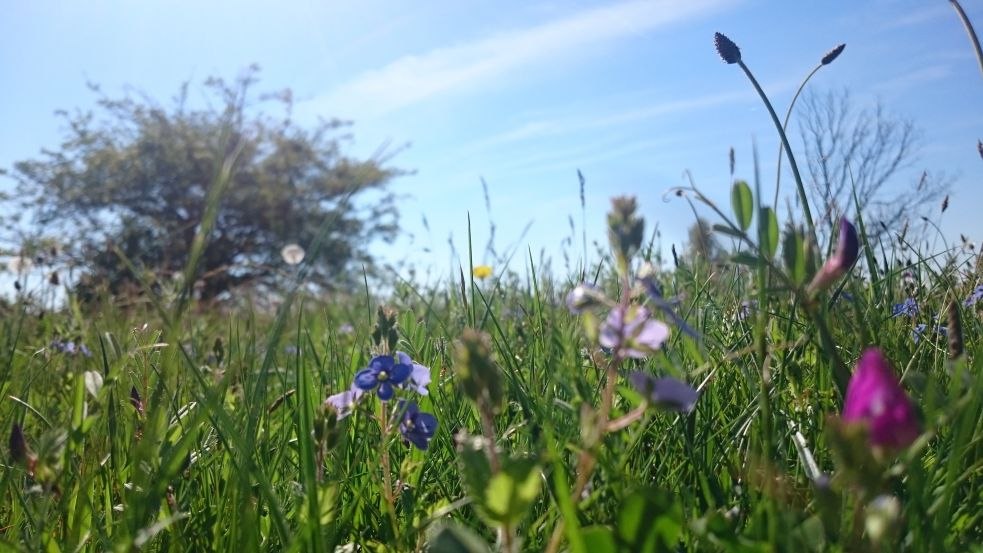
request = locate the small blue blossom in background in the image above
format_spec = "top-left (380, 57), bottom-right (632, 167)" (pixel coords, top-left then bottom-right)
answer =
top-left (398, 400), bottom-right (438, 450)
top-left (965, 284), bottom-right (983, 307)
top-left (628, 371), bottom-right (699, 414)
top-left (911, 324), bottom-right (946, 343)
top-left (50, 339), bottom-right (92, 358)
top-left (892, 298), bottom-right (918, 318)
top-left (638, 262), bottom-right (698, 338)
top-left (354, 355), bottom-right (412, 401)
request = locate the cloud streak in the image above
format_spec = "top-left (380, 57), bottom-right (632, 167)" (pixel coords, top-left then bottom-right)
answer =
top-left (306, 0), bottom-right (737, 118)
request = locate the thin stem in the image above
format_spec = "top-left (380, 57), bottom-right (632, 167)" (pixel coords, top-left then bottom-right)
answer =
top-left (378, 402), bottom-right (400, 539)
top-left (774, 64), bottom-right (822, 211)
top-left (951, 0), bottom-right (983, 77)
top-left (737, 60), bottom-right (817, 242)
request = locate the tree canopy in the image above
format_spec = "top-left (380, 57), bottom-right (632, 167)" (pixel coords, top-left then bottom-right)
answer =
top-left (6, 69), bottom-right (401, 301)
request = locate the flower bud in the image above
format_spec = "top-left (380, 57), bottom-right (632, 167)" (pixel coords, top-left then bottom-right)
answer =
top-left (714, 32), bottom-right (741, 64)
top-left (453, 329), bottom-right (503, 412)
top-left (842, 348), bottom-right (919, 449)
top-left (607, 196), bottom-right (644, 273)
top-left (808, 218), bottom-right (858, 294)
top-left (820, 43), bottom-right (846, 65)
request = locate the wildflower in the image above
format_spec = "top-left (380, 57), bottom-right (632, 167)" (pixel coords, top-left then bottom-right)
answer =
top-left (629, 371), bottom-right (699, 414)
top-left (891, 298), bottom-right (918, 318)
top-left (964, 284), bottom-right (983, 307)
top-left (338, 323), bottom-right (355, 335)
top-left (280, 243), bottom-right (305, 265)
top-left (325, 386), bottom-right (364, 419)
top-left (130, 386), bottom-right (144, 416)
top-left (472, 265), bottom-right (492, 280)
top-left (9, 423), bottom-right (29, 465)
top-left (638, 263), bottom-right (698, 338)
top-left (820, 43), bottom-right (846, 65)
top-left (565, 283), bottom-right (605, 314)
top-left (714, 32), bottom-right (742, 64)
top-left (808, 218), bottom-right (859, 294)
top-left (354, 355), bottom-right (411, 401)
top-left (397, 400), bottom-right (438, 450)
top-left (599, 305), bottom-right (670, 359)
top-left (737, 299), bottom-right (757, 321)
top-left (911, 324), bottom-right (945, 343)
top-left (397, 351), bottom-right (431, 395)
top-left (50, 339), bottom-right (92, 358)
top-left (842, 348), bottom-right (919, 449)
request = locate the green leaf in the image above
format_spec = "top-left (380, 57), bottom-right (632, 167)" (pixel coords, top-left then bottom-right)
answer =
top-left (617, 488), bottom-right (683, 552)
top-left (427, 523), bottom-right (493, 553)
top-left (759, 207), bottom-right (779, 258)
top-left (731, 180), bottom-right (753, 231)
top-left (712, 224), bottom-right (745, 239)
top-left (783, 226), bottom-right (806, 285)
top-left (482, 457), bottom-right (542, 525)
top-left (731, 252), bottom-right (762, 268)
top-left (581, 526), bottom-right (618, 552)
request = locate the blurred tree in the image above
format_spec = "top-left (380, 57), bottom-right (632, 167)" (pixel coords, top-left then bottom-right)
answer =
top-left (797, 89), bottom-right (949, 239)
top-left (5, 67), bottom-right (401, 302)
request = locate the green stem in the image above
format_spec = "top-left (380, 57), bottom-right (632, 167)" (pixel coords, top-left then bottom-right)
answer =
top-left (773, 64), bottom-right (822, 211)
top-left (378, 402), bottom-right (400, 540)
top-left (738, 60), bottom-right (817, 242)
top-left (950, 0), bottom-right (983, 77)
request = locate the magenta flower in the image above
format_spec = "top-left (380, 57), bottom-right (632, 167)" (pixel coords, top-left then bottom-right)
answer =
top-left (808, 218), bottom-right (859, 294)
top-left (599, 305), bottom-right (670, 358)
top-left (842, 348), bottom-right (920, 449)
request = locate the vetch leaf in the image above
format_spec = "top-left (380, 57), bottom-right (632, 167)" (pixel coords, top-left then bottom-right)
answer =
top-left (617, 487), bottom-right (683, 552)
top-left (731, 180), bottom-right (753, 231)
top-left (760, 207), bottom-right (779, 258)
top-left (482, 457), bottom-right (542, 525)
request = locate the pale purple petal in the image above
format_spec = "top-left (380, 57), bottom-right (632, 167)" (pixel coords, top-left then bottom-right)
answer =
top-left (325, 386), bottom-right (364, 419)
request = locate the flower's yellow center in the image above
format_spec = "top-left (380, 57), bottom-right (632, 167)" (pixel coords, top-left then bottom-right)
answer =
top-left (377, 371), bottom-right (389, 382)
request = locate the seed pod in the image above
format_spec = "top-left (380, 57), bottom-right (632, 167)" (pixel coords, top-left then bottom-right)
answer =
top-left (714, 32), bottom-right (741, 64)
top-left (947, 300), bottom-right (964, 360)
top-left (821, 44), bottom-right (846, 65)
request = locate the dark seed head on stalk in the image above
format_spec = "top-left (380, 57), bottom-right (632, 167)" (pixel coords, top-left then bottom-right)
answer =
top-left (9, 424), bottom-right (29, 465)
top-left (714, 32), bottom-right (741, 64)
top-left (947, 300), bottom-right (964, 360)
top-left (821, 43), bottom-right (846, 65)
top-left (942, 195), bottom-right (949, 213)
top-left (978, 140), bottom-right (982, 160)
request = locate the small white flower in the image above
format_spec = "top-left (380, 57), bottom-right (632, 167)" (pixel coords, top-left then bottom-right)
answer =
top-left (280, 243), bottom-right (306, 266)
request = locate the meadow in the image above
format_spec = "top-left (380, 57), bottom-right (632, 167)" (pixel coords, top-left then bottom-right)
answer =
top-left (2, 31), bottom-right (983, 553)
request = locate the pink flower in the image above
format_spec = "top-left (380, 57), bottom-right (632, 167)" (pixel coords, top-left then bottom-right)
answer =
top-left (842, 348), bottom-right (919, 449)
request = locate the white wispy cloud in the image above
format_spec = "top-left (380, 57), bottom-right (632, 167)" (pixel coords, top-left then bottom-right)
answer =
top-left (304, 0), bottom-right (737, 118)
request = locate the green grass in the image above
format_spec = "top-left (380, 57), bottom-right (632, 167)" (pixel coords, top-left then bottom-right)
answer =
top-left (1, 206), bottom-right (981, 552)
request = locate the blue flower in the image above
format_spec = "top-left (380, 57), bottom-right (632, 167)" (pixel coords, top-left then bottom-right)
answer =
top-left (396, 351), bottom-right (431, 395)
top-left (50, 339), bottom-right (92, 358)
top-left (912, 324), bottom-right (947, 343)
top-left (628, 371), bottom-right (699, 414)
top-left (891, 298), bottom-right (918, 318)
top-left (965, 284), bottom-right (983, 307)
top-left (354, 355), bottom-right (412, 401)
top-left (398, 401), bottom-right (438, 450)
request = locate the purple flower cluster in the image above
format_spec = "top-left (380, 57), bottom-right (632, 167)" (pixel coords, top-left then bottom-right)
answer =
top-left (324, 351), bottom-right (437, 450)
top-left (50, 339), bottom-right (92, 358)
top-left (891, 298), bottom-right (919, 318)
top-left (965, 284), bottom-right (983, 307)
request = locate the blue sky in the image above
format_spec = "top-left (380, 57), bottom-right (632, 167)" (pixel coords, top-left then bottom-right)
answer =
top-left (2, 0), bottom-right (981, 283)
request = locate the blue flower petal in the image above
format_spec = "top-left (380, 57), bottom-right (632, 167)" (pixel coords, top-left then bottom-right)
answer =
top-left (415, 412), bottom-right (438, 433)
top-left (354, 368), bottom-right (378, 390)
top-left (377, 381), bottom-right (394, 401)
top-left (390, 362), bottom-right (412, 384)
top-left (370, 355), bottom-right (395, 371)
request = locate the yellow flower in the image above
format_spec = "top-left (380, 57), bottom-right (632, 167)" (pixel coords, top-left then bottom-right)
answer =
top-left (472, 265), bottom-right (493, 280)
